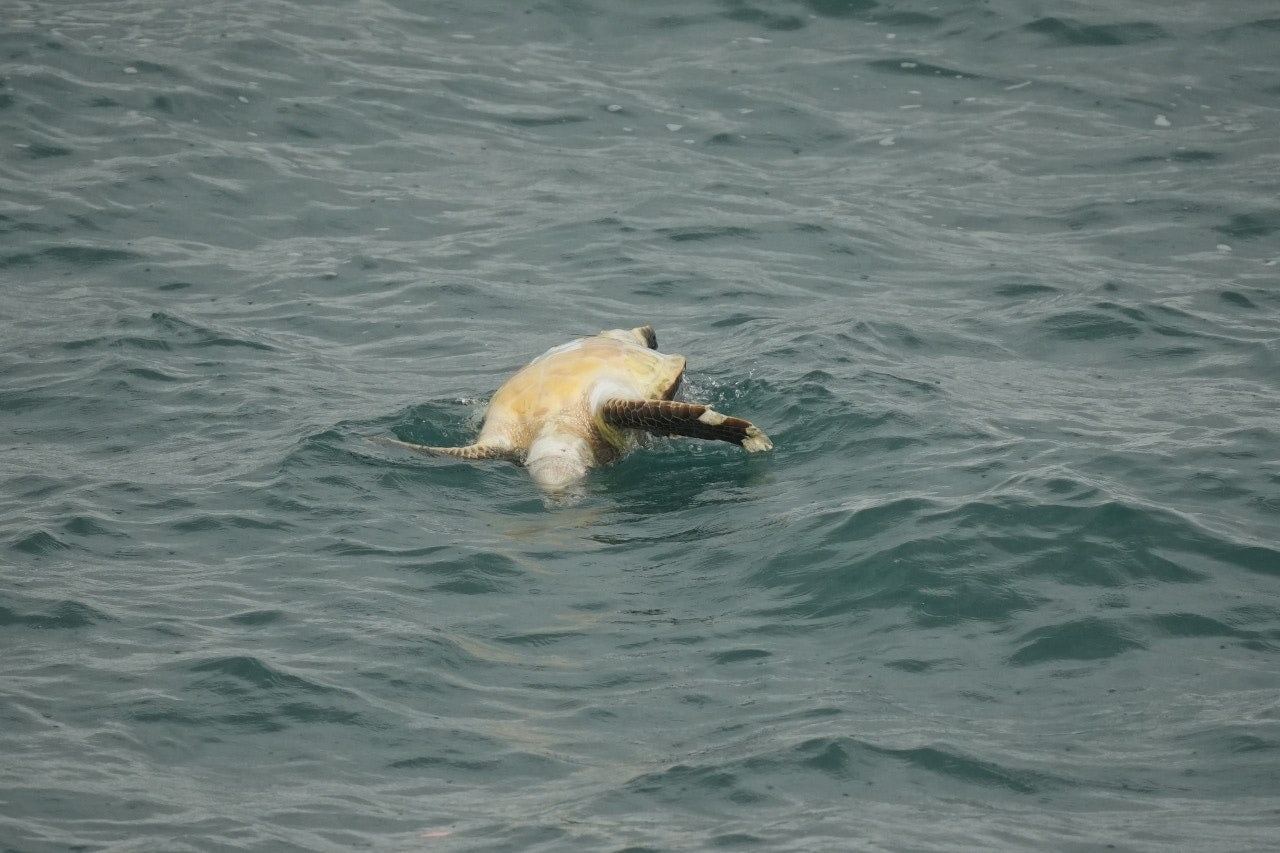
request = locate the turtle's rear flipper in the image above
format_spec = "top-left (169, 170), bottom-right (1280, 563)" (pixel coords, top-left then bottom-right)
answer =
top-left (601, 399), bottom-right (772, 452)
top-left (372, 437), bottom-right (518, 461)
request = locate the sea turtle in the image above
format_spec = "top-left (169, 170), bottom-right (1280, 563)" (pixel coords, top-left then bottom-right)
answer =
top-left (377, 325), bottom-right (772, 492)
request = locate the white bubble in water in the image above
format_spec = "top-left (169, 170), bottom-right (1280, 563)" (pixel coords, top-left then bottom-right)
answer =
top-left (1154, 114), bottom-right (1171, 127)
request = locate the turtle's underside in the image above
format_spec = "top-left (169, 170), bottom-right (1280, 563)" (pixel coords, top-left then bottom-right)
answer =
top-left (378, 326), bottom-right (772, 491)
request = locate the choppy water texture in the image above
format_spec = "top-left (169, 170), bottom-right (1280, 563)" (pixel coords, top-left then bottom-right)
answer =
top-left (3, 0), bottom-right (1279, 850)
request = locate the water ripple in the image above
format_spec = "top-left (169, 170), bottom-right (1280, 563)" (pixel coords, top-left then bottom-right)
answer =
top-left (3, 0), bottom-right (1279, 850)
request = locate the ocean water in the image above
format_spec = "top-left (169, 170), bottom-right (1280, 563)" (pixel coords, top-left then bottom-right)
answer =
top-left (3, 0), bottom-right (1279, 849)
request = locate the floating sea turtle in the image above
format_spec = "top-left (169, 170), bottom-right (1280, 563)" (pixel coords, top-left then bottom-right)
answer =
top-left (378, 326), bottom-right (772, 492)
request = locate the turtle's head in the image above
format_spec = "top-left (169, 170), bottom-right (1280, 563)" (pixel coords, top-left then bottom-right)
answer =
top-left (525, 432), bottom-right (592, 494)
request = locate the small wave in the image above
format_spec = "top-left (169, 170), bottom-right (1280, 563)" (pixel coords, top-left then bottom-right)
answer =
top-left (169, 512), bottom-right (294, 533)
top-left (1215, 210), bottom-right (1280, 240)
top-left (1008, 617), bottom-right (1145, 666)
top-left (148, 311), bottom-right (276, 352)
top-left (1040, 309), bottom-right (1142, 341)
top-left (8, 529), bottom-right (73, 556)
top-left (187, 655), bottom-right (338, 695)
top-left (867, 58), bottom-right (981, 79)
top-left (0, 245), bottom-right (141, 269)
top-left (749, 493), bottom-right (1245, 634)
top-left (1023, 17), bottom-right (1167, 46)
top-left (0, 597), bottom-right (111, 630)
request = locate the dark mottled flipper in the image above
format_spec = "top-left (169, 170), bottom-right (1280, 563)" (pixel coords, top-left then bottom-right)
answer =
top-left (633, 325), bottom-right (658, 349)
top-left (601, 399), bottom-right (772, 452)
top-left (372, 437), bottom-right (519, 461)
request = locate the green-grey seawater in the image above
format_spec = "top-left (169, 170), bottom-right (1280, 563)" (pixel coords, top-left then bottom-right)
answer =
top-left (2, 1), bottom-right (1278, 850)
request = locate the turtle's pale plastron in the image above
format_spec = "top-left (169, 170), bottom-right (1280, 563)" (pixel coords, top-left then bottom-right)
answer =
top-left (378, 326), bottom-right (772, 492)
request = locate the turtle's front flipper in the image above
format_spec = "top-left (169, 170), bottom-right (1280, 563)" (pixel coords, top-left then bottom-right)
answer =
top-left (372, 437), bottom-right (519, 461)
top-left (601, 399), bottom-right (772, 452)
top-left (632, 325), bottom-right (658, 349)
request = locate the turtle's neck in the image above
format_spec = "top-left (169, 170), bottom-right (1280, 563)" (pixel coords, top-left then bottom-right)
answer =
top-left (525, 431), bottom-right (593, 491)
